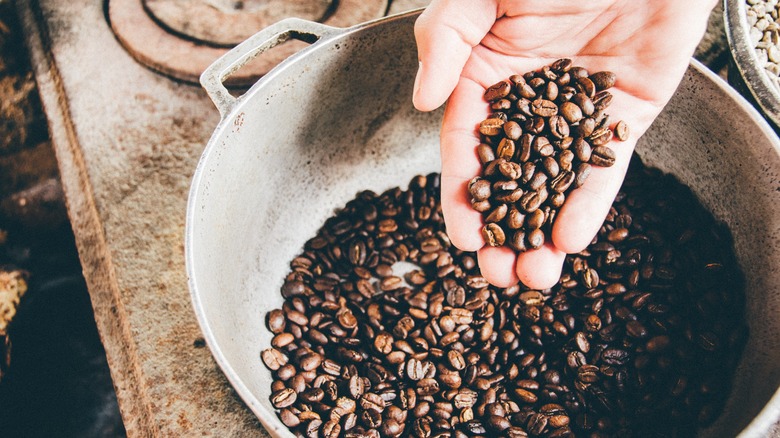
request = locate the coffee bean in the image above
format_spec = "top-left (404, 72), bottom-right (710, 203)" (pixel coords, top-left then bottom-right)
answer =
top-left (497, 138), bottom-right (516, 160)
top-left (262, 348), bottom-right (288, 371)
top-left (499, 161), bottom-right (523, 180)
top-left (531, 98), bottom-right (558, 117)
top-left (468, 178), bottom-right (491, 202)
top-left (574, 163), bottom-right (592, 188)
top-left (559, 101), bottom-right (583, 124)
top-left (417, 378), bottom-right (440, 396)
top-left (512, 381), bottom-right (539, 400)
top-left (615, 120), bottom-right (629, 141)
top-left (503, 120), bottom-right (523, 140)
top-left (532, 136), bottom-right (555, 157)
top-left (479, 118), bottom-right (504, 136)
top-left (591, 146), bottom-right (616, 167)
top-left (549, 115), bottom-right (570, 139)
top-left (589, 71), bottom-right (616, 91)
top-left (589, 127), bottom-right (614, 146)
top-left (485, 80), bottom-right (512, 101)
top-left (272, 388), bottom-right (297, 409)
top-left (267, 309), bottom-right (286, 334)
top-left (527, 228), bottom-right (545, 249)
top-left (482, 223), bottom-right (506, 247)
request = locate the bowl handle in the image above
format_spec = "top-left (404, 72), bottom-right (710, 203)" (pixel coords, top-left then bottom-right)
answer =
top-left (200, 18), bottom-right (339, 118)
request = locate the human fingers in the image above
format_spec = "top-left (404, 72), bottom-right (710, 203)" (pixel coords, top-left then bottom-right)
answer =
top-left (439, 78), bottom-right (489, 252)
top-left (412, 0), bottom-right (497, 112)
top-left (551, 129), bottom-right (637, 254)
top-left (515, 242), bottom-right (567, 290)
top-left (477, 245), bottom-right (519, 287)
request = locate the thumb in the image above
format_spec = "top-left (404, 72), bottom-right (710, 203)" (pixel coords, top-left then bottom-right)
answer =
top-left (413, 0), bottom-right (497, 112)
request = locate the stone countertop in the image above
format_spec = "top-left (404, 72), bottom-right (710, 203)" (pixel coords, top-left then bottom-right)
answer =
top-left (16, 0), bottom-right (764, 436)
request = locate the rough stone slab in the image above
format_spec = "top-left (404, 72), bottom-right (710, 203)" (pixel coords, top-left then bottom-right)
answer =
top-left (18, 0), bottom-right (265, 435)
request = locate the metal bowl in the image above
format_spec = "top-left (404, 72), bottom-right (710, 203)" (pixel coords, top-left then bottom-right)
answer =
top-left (187, 11), bottom-right (780, 437)
top-left (725, 0), bottom-right (780, 129)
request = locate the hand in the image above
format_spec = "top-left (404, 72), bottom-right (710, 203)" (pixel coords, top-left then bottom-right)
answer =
top-left (413, 0), bottom-right (717, 289)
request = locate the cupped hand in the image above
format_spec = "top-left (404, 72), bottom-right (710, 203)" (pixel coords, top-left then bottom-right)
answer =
top-left (413, 0), bottom-right (716, 289)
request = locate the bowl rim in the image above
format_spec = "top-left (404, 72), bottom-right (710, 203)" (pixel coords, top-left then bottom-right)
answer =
top-left (725, 0), bottom-right (780, 128)
top-left (186, 10), bottom-right (780, 437)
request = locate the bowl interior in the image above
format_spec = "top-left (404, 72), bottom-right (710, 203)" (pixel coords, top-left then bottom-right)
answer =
top-left (726, 0), bottom-right (780, 129)
top-left (188, 12), bottom-right (780, 437)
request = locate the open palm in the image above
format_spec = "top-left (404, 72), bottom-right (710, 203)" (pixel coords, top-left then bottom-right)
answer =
top-left (413, 0), bottom-right (716, 288)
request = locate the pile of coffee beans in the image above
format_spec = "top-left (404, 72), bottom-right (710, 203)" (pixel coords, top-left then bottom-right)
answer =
top-left (262, 157), bottom-right (746, 438)
top-left (469, 59), bottom-right (629, 252)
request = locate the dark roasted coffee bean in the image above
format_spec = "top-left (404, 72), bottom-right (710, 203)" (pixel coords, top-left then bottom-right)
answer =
top-left (485, 203), bottom-right (508, 223)
top-left (592, 90), bottom-right (613, 111)
top-left (542, 156), bottom-right (560, 178)
top-left (479, 118), bottom-right (504, 136)
top-left (572, 137), bottom-right (592, 163)
top-left (531, 98), bottom-right (558, 117)
top-left (559, 101), bottom-right (583, 124)
top-left (533, 136), bottom-right (555, 157)
top-left (267, 309), bottom-right (286, 334)
top-left (271, 388), bottom-right (297, 409)
top-left (499, 161), bottom-right (523, 180)
top-left (519, 191), bottom-right (543, 214)
top-left (591, 146), bottom-right (616, 167)
top-left (262, 348), bottom-right (288, 371)
top-left (589, 71), bottom-right (616, 91)
top-left (589, 127), bottom-right (613, 146)
top-left (477, 143), bottom-right (496, 164)
top-left (577, 77), bottom-right (596, 98)
top-left (482, 223), bottom-right (506, 247)
top-left (468, 177), bottom-right (491, 202)
top-left (497, 138), bottom-right (516, 160)
top-left (549, 115), bottom-right (569, 139)
top-left (527, 228), bottom-right (545, 250)
top-left (485, 80), bottom-right (512, 101)
top-left (574, 163), bottom-right (592, 188)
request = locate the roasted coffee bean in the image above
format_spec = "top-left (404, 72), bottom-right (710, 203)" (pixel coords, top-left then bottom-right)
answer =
top-left (485, 80), bottom-right (512, 101)
top-left (499, 161), bottom-right (523, 180)
top-left (549, 115), bottom-right (570, 139)
top-left (267, 309), bottom-right (286, 334)
top-left (615, 120), bottom-right (629, 141)
top-left (591, 146), bottom-right (616, 167)
top-left (558, 101), bottom-right (583, 124)
top-left (526, 228), bottom-right (545, 250)
top-left (589, 71), bottom-right (616, 91)
top-left (271, 388), bottom-right (297, 409)
top-left (532, 136), bottom-right (555, 157)
top-left (497, 138), bottom-right (516, 160)
top-left (262, 348), bottom-right (288, 371)
top-left (483, 223), bottom-right (506, 247)
top-left (574, 163), bottom-right (592, 188)
top-left (479, 118), bottom-right (504, 136)
top-left (504, 120), bottom-right (523, 140)
top-left (468, 178), bottom-right (491, 202)
top-left (589, 127), bottom-right (614, 146)
top-left (571, 93), bottom-right (594, 116)
top-left (477, 143), bottom-right (496, 164)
